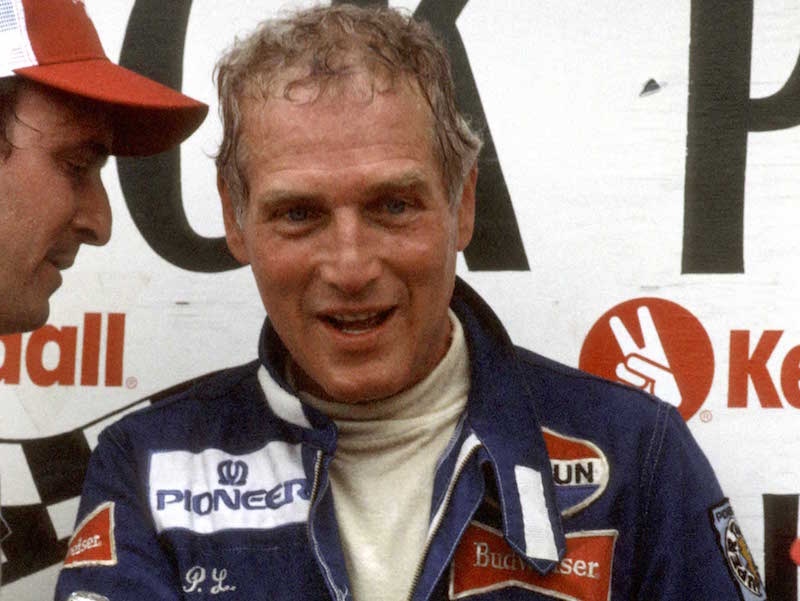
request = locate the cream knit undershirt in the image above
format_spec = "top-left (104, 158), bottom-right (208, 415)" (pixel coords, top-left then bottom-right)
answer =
top-left (295, 310), bottom-right (470, 601)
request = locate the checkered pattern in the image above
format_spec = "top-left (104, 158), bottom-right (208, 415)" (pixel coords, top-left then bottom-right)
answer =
top-left (0, 376), bottom-right (200, 585)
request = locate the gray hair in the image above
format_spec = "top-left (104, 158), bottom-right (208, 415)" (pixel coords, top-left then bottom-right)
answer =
top-left (214, 4), bottom-right (482, 219)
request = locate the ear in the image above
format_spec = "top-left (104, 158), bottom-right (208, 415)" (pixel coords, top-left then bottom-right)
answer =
top-left (218, 172), bottom-right (250, 265)
top-left (456, 162), bottom-right (477, 251)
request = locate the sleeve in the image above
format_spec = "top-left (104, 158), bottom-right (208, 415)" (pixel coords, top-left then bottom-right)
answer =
top-left (633, 405), bottom-right (767, 601)
top-left (54, 424), bottom-right (182, 601)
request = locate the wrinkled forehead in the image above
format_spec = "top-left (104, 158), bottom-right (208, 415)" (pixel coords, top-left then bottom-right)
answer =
top-left (238, 69), bottom-right (435, 156)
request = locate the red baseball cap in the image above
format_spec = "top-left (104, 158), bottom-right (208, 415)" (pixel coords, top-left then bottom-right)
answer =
top-left (1, 0), bottom-right (208, 156)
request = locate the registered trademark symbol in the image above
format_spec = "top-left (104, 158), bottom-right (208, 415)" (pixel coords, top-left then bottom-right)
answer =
top-left (126, 377), bottom-right (138, 390)
top-left (699, 409), bottom-right (712, 423)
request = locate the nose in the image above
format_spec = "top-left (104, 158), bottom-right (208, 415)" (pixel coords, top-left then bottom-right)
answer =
top-left (319, 210), bottom-right (381, 296)
top-left (72, 174), bottom-right (112, 246)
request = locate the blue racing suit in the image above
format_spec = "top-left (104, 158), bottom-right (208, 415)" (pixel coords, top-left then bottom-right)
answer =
top-left (55, 278), bottom-right (764, 600)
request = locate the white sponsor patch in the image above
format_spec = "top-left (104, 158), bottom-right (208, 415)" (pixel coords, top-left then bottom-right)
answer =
top-left (148, 442), bottom-right (310, 534)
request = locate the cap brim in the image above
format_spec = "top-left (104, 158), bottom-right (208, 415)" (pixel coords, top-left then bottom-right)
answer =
top-left (14, 58), bottom-right (208, 156)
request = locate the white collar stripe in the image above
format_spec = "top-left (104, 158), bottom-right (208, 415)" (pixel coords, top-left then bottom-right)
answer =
top-left (427, 433), bottom-right (482, 539)
top-left (258, 365), bottom-right (313, 430)
top-left (514, 465), bottom-right (559, 561)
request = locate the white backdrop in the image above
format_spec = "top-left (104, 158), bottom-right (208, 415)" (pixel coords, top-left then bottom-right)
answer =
top-left (1, 1), bottom-right (798, 598)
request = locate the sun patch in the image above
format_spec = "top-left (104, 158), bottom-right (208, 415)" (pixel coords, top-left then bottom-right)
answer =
top-left (709, 499), bottom-right (766, 600)
top-left (542, 427), bottom-right (610, 517)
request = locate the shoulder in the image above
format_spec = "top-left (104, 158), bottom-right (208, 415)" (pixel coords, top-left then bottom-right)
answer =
top-left (101, 360), bottom-right (267, 452)
top-left (515, 345), bottom-right (666, 418)
top-left (513, 346), bottom-right (683, 462)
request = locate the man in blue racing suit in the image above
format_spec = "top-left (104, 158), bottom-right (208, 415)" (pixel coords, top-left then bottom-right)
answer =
top-left (56, 5), bottom-right (766, 601)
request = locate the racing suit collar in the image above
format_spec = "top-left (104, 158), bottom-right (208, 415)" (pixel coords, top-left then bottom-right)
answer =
top-left (255, 276), bottom-right (565, 569)
top-left (256, 322), bottom-right (338, 453)
top-left (450, 277), bottom-right (566, 570)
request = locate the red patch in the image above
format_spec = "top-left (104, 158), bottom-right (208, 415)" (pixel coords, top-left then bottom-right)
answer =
top-left (63, 501), bottom-right (117, 568)
top-left (541, 427), bottom-right (610, 517)
top-left (450, 522), bottom-right (616, 600)
top-left (541, 429), bottom-right (603, 461)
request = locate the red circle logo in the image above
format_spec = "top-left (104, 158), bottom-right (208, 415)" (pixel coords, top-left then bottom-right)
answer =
top-left (790, 538), bottom-right (800, 567)
top-left (579, 298), bottom-right (714, 421)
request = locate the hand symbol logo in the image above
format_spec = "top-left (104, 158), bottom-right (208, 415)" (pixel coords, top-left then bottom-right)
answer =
top-left (609, 306), bottom-right (682, 407)
top-left (580, 297), bottom-right (713, 421)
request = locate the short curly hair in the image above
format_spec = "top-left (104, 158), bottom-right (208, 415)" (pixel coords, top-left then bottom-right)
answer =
top-left (214, 4), bottom-right (482, 219)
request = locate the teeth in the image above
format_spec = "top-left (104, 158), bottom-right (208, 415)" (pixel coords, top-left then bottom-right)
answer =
top-left (332, 312), bottom-right (379, 322)
top-left (324, 309), bottom-right (393, 333)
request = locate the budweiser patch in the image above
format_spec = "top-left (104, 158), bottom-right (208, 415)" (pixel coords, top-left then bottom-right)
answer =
top-left (449, 521), bottom-right (617, 600)
top-left (63, 502), bottom-right (117, 568)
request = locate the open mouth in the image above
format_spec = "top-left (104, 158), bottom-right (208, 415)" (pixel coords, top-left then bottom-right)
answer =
top-left (45, 253), bottom-right (77, 270)
top-left (321, 308), bottom-right (395, 334)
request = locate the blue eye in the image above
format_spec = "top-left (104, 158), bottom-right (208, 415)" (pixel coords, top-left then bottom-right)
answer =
top-left (286, 207), bottom-right (310, 221)
top-left (385, 198), bottom-right (407, 214)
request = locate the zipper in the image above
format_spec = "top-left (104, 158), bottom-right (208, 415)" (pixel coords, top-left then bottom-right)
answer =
top-left (307, 449), bottom-right (349, 601)
top-left (405, 441), bottom-right (482, 601)
top-left (308, 448), bottom-right (324, 506)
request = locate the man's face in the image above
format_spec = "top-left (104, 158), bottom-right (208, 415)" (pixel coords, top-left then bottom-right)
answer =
top-left (0, 82), bottom-right (112, 334)
top-left (221, 80), bottom-right (476, 403)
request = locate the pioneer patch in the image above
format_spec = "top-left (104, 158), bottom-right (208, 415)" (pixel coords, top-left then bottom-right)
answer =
top-left (449, 521), bottom-right (617, 600)
top-left (63, 502), bottom-right (116, 568)
top-left (709, 499), bottom-right (766, 600)
top-left (148, 442), bottom-right (310, 534)
top-left (541, 427), bottom-right (609, 517)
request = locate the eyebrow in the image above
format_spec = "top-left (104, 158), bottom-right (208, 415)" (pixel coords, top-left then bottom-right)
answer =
top-left (254, 170), bottom-right (433, 207)
top-left (362, 171), bottom-right (432, 198)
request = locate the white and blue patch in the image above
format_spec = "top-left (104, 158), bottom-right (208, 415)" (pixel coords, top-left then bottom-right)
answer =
top-left (148, 442), bottom-right (310, 534)
top-left (709, 499), bottom-right (767, 601)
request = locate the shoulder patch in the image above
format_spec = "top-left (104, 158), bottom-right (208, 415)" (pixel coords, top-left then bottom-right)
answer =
top-left (449, 521), bottom-right (617, 600)
top-left (148, 442), bottom-right (310, 534)
top-left (541, 427), bottom-right (610, 517)
top-left (63, 502), bottom-right (117, 568)
top-left (709, 499), bottom-right (766, 600)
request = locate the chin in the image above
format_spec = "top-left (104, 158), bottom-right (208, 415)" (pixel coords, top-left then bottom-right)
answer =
top-left (320, 373), bottom-right (411, 404)
top-left (20, 301), bottom-right (50, 333)
top-left (0, 308), bottom-right (49, 335)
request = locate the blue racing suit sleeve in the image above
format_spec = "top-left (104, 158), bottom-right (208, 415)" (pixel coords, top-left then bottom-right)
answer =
top-left (54, 425), bottom-right (181, 601)
top-left (634, 406), bottom-right (765, 600)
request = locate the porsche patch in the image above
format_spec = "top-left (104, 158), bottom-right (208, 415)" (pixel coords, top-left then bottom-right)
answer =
top-left (709, 499), bottom-right (766, 600)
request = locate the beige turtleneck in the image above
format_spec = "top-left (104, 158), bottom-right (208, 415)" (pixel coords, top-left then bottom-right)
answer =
top-left (296, 310), bottom-right (470, 601)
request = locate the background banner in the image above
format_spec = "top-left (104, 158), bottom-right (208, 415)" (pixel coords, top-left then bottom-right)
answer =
top-left (1, 1), bottom-right (798, 598)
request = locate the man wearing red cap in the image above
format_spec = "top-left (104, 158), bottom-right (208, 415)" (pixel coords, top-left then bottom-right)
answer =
top-left (0, 0), bottom-right (207, 335)
top-left (0, 0), bottom-right (206, 588)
